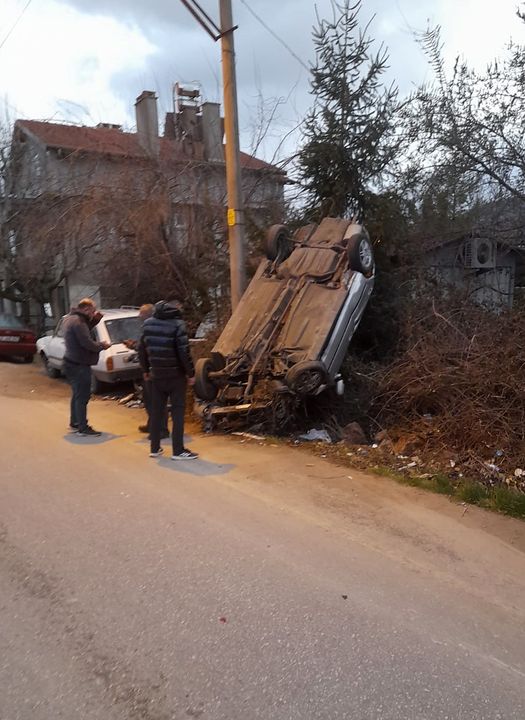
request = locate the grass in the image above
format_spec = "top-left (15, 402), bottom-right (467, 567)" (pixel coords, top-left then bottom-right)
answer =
top-left (373, 465), bottom-right (525, 519)
top-left (296, 442), bottom-right (525, 520)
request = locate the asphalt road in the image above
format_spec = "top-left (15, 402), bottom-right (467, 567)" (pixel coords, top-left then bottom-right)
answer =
top-left (1, 361), bottom-right (525, 719)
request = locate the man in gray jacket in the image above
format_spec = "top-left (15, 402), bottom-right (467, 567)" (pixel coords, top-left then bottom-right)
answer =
top-left (63, 298), bottom-right (109, 436)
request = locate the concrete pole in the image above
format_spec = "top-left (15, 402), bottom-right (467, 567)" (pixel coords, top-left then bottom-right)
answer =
top-left (219, 0), bottom-right (246, 311)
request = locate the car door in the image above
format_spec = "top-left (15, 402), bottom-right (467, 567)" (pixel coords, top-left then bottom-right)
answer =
top-left (46, 318), bottom-right (66, 369)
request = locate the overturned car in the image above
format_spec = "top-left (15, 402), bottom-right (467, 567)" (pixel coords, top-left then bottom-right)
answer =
top-left (194, 217), bottom-right (374, 427)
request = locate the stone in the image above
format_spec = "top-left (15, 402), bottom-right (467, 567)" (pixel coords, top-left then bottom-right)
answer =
top-left (341, 421), bottom-right (368, 445)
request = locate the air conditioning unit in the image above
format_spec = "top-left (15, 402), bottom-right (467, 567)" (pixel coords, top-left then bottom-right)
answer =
top-left (464, 238), bottom-right (496, 269)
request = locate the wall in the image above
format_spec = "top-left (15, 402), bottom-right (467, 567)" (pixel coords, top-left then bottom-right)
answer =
top-left (425, 241), bottom-right (516, 309)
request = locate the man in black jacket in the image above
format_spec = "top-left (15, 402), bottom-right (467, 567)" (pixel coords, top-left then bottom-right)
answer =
top-left (63, 298), bottom-right (110, 436)
top-left (123, 303), bottom-right (168, 438)
top-left (138, 296), bottom-right (198, 460)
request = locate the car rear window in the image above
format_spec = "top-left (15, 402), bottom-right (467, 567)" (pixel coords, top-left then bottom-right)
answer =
top-left (0, 314), bottom-right (25, 329)
top-left (104, 316), bottom-right (142, 344)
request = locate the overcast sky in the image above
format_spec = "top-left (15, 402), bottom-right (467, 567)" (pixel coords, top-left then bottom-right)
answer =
top-left (1, 0), bottom-right (522, 161)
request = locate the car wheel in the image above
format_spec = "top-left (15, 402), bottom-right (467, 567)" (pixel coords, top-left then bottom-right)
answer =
top-left (41, 352), bottom-right (60, 378)
top-left (285, 360), bottom-right (327, 395)
top-left (347, 233), bottom-right (374, 276)
top-left (272, 395), bottom-right (291, 430)
top-left (210, 351), bottom-right (226, 371)
top-left (265, 224), bottom-right (292, 262)
top-left (194, 358), bottom-right (218, 402)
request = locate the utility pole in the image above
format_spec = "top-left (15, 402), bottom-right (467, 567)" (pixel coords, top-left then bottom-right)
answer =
top-left (178, 0), bottom-right (246, 311)
top-left (219, 0), bottom-right (246, 311)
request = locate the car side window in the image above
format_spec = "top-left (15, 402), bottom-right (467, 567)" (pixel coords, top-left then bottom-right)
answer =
top-left (55, 320), bottom-right (65, 338)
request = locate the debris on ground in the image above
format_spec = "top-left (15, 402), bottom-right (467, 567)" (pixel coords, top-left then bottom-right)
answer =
top-left (296, 428), bottom-right (333, 443)
top-left (98, 384), bottom-right (144, 410)
top-left (232, 432), bottom-right (267, 441)
top-left (340, 421), bottom-right (367, 446)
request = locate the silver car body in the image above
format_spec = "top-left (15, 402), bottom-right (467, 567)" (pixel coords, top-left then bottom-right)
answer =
top-left (196, 217), bottom-right (374, 416)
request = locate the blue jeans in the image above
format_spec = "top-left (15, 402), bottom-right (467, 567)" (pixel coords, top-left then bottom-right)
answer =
top-left (64, 361), bottom-right (92, 431)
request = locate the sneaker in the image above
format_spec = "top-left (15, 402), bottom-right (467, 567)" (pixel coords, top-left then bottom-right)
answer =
top-left (77, 426), bottom-right (102, 437)
top-left (149, 449), bottom-right (164, 458)
top-left (171, 449), bottom-right (199, 461)
top-left (138, 424), bottom-right (149, 433)
top-left (69, 423), bottom-right (79, 433)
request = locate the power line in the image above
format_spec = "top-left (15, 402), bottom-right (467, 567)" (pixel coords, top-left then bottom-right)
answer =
top-left (237, 0), bottom-right (310, 72)
top-left (0, 0), bottom-right (33, 52)
top-left (179, 0), bottom-right (221, 41)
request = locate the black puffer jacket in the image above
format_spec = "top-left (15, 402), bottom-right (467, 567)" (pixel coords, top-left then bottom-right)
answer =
top-left (138, 301), bottom-right (195, 380)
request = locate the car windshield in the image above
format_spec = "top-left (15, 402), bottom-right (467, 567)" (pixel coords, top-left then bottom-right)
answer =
top-left (0, 314), bottom-right (25, 329)
top-left (104, 316), bottom-right (142, 344)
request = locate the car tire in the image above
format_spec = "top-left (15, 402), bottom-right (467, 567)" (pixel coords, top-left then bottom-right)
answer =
top-left (210, 351), bottom-right (226, 371)
top-left (285, 360), bottom-right (327, 395)
top-left (347, 233), bottom-right (374, 276)
top-left (271, 394), bottom-right (294, 432)
top-left (265, 224), bottom-right (292, 262)
top-left (41, 352), bottom-right (60, 378)
top-left (194, 358), bottom-right (218, 402)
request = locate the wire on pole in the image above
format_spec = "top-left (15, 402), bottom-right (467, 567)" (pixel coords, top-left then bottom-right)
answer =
top-left (179, 0), bottom-right (222, 41)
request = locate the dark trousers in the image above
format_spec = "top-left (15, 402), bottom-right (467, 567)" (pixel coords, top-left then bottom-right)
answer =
top-left (150, 373), bottom-right (186, 454)
top-left (142, 379), bottom-right (168, 433)
top-left (64, 361), bottom-right (92, 431)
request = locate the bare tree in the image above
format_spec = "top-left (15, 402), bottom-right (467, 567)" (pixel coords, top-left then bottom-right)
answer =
top-left (403, 24), bottom-right (525, 206)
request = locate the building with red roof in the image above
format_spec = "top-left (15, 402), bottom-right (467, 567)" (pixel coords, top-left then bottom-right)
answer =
top-left (4, 89), bottom-right (286, 324)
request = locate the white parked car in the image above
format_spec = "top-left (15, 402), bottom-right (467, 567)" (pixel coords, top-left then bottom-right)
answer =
top-left (37, 307), bottom-right (144, 393)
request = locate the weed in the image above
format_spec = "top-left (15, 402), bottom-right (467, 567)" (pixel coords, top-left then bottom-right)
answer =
top-left (490, 487), bottom-right (525, 518)
top-left (457, 482), bottom-right (489, 504)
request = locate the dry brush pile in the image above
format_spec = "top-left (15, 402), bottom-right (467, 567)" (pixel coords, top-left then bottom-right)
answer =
top-left (366, 299), bottom-right (525, 488)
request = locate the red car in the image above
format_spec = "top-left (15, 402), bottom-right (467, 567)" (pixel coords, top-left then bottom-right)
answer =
top-left (0, 313), bottom-right (37, 363)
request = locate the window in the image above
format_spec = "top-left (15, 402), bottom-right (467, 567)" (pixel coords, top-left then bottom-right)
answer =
top-left (0, 313), bottom-right (25, 329)
top-left (104, 317), bottom-right (142, 344)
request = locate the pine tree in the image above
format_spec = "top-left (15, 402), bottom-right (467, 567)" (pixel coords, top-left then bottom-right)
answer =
top-left (296, 0), bottom-right (398, 220)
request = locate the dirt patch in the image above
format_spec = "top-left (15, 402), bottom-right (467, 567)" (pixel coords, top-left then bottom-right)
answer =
top-left (4, 357), bottom-right (524, 555)
top-left (0, 356), bottom-right (70, 400)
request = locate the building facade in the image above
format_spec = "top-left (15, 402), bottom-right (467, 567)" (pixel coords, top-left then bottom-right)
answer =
top-left (2, 88), bottom-right (286, 328)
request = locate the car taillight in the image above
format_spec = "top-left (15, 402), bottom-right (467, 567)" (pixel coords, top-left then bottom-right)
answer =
top-left (106, 357), bottom-right (114, 371)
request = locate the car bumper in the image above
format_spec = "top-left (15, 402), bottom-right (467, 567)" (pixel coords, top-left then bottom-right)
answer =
top-left (0, 342), bottom-right (36, 356)
top-left (93, 367), bottom-right (142, 384)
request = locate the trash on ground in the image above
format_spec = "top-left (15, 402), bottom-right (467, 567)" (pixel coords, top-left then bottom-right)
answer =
top-left (297, 428), bottom-right (333, 443)
top-left (232, 432), bottom-right (266, 441)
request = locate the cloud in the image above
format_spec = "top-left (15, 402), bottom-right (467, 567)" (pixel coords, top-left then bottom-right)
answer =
top-left (0, 0), bottom-right (155, 125)
top-left (2, 0), bottom-right (521, 160)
